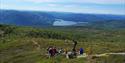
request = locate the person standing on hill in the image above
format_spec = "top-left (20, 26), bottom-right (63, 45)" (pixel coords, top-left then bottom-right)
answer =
top-left (80, 48), bottom-right (84, 55)
top-left (72, 40), bottom-right (77, 56)
top-left (72, 40), bottom-right (77, 51)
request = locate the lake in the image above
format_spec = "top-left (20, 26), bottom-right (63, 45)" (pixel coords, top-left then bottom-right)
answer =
top-left (53, 19), bottom-right (88, 26)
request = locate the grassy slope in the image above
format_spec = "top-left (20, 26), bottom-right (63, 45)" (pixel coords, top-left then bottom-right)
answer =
top-left (0, 25), bottom-right (125, 63)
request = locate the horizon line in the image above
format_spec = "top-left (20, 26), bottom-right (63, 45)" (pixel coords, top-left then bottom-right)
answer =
top-left (0, 8), bottom-right (125, 16)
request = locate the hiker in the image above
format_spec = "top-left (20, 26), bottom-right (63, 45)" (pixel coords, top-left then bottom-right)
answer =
top-left (64, 48), bottom-right (68, 54)
top-left (79, 48), bottom-right (84, 55)
top-left (49, 47), bottom-right (53, 57)
top-left (66, 40), bottom-right (78, 59)
top-left (86, 47), bottom-right (92, 55)
top-left (72, 40), bottom-right (77, 50)
top-left (67, 51), bottom-right (73, 59)
top-left (48, 46), bottom-right (55, 57)
top-left (48, 46), bottom-right (58, 58)
top-left (72, 40), bottom-right (77, 56)
top-left (58, 48), bottom-right (64, 54)
top-left (53, 47), bottom-right (58, 55)
top-left (47, 46), bottom-right (52, 57)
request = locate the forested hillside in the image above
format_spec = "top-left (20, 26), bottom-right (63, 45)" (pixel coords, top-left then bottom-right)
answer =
top-left (0, 10), bottom-right (125, 28)
top-left (0, 10), bottom-right (55, 26)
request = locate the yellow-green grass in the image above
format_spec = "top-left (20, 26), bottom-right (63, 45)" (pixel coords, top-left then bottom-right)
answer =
top-left (0, 25), bottom-right (125, 63)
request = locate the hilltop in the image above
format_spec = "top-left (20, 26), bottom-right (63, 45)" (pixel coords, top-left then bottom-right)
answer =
top-left (0, 24), bottom-right (125, 63)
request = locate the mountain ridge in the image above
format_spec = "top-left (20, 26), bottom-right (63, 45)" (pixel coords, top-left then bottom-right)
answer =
top-left (0, 9), bottom-right (125, 28)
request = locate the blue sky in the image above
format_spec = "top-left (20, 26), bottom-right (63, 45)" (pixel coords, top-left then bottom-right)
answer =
top-left (0, 0), bottom-right (125, 15)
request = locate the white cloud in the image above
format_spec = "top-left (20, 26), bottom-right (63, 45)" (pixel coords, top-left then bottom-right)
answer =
top-left (1, 0), bottom-right (124, 15)
top-left (20, 0), bottom-right (125, 4)
top-left (73, 0), bottom-right (125, 4)
top-left (20, 0), bottom-right (61, 3)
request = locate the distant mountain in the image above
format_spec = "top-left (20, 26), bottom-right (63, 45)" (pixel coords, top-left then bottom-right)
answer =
top-left (89, 20), bottom-right (125, 29)
top-left (0, 9), bottom-right (125, 28)
top-left (49, 12), bottom-right (125, 22)
top-left (0, 10), bottom-right (55, 27)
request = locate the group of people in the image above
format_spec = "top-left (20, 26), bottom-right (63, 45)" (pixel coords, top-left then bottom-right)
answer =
top-left (47, 40), bottom-right (85, 59)
top-left (47, 46), bottom-right (84, 58)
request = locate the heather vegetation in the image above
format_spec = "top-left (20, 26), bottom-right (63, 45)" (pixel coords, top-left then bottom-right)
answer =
top-left (0, 24), bottom-right (125, 63)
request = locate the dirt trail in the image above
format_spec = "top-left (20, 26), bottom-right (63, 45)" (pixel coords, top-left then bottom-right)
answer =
top-left (77, 52), bottom-right (125, 58)
top-left (32, 40), bottom-right (41, 50)
top-left (32, 40), bottom-right (43, 56)
top-left (107, 53), bottom-right (125, 55)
